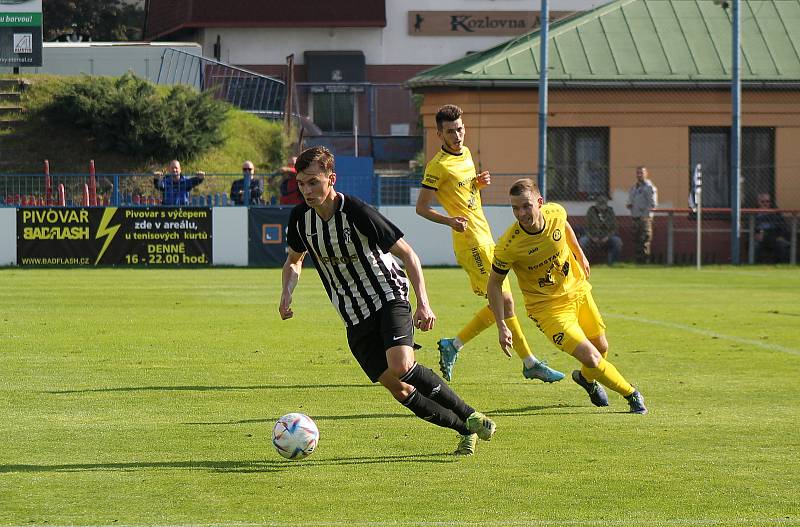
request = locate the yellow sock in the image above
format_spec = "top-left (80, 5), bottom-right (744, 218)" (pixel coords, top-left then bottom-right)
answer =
top-left (456, 306), bottom-right (495, 346)
top-left (505, 315), bottom-right (534, 360)
top-left (582, 358), bottom-right (634, 396)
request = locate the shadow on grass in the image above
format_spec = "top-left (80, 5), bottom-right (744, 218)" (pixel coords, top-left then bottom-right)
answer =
top-left (45, 380), bottom-right (543, 395)
top-left (187, 403), bottom-right (581, 426)
top-left (185, 412), bottom-right (414, 425)
top-left (0, 453), bottom-right (455, 474)
top-left (46, 383), bottom-right (378, 394)
top-left (489, 403), bottom-right (588, 415)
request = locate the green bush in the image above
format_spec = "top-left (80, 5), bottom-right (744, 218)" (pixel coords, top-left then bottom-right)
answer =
top-left (46, 73), bottom-right (228, 160)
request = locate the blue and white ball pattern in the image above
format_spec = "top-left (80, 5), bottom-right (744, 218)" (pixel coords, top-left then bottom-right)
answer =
top-left (272, 413), bottom-right (319, 460)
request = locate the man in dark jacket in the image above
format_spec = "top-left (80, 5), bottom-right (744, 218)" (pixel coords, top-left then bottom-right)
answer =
top-left (230, 160), bottom-right (264, 205)
top-left (579, 195), bottom-right (623, 265)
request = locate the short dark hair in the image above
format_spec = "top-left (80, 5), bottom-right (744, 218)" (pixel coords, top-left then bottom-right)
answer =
top-left (295, 146), bottom-right (334, 175)
top-left (435, 104), bottom-right (463, 131)
top-left (509, 178), bottom-right (541, 197)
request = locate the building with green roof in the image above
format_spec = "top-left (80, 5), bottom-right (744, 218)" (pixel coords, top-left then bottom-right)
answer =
top-left (407, 0), bottom-right (800, 218)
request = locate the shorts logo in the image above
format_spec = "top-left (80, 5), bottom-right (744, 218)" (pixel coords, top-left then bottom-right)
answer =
top-left (553, 229), bottom-right (562, 241)
top-left (552, 332), bottom-right (564, 345)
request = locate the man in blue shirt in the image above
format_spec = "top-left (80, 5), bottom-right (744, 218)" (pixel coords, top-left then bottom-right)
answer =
top-left (153, 160), bottom-right (205, 206)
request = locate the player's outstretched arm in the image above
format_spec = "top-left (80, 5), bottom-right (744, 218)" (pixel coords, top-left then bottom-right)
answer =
top-left (279, 248), bottom-right (305, 320)
top-left (389, 238), bottom-right (436, 332)
top-left (487, 270), bottom-right (513, 357)
top-left (566, 221), bottom-right (590, 278)
top-left (414, 187), bottom-right (467, 233)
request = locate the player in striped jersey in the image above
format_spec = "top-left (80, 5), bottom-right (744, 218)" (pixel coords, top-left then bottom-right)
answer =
top-left (487, 178), bottom-right (647, 414)
top-left (279, 146), bottom-right (497, 455)
top-left (415, 104), bottom-right (564, 384)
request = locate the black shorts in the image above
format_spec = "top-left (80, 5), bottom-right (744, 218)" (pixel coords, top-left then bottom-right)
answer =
top-left (346, 299), bottom-right (415, 383)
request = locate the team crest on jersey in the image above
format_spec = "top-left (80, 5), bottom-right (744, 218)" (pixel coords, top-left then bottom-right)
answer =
top-left (342, 227), bottom-right (352, 243)
top-left (552, 332), bottom-right (564, 345)
top-left (553, 229), bottom-right (562, 241)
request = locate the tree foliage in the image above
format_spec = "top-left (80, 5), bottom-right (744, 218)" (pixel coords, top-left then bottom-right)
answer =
top-left (46, 73), bottom-right (229, 160)
top-left (44, 0), bottom-right (145, 41)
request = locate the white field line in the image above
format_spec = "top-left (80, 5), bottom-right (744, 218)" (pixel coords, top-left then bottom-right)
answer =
top-left (11, 518), bottom-right (800, 527)
top-left (606, 312), bottom-right (800, 356)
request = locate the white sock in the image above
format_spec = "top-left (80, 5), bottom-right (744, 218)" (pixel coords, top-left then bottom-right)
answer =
top-left (453, 336), bottom-right (464, 350)
top-left (522, 356), bottom-right (538, 369)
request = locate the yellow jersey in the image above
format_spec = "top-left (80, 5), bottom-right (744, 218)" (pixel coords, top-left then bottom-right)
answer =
top-left (492, 203), bottom-right (590, 309)
top-left (422, 146), bottom-right (494, 252)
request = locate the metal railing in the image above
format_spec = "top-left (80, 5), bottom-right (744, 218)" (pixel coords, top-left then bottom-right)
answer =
top-left (0, 172), bottom-right (290, 207)
top-left (157, 48), bottom-right (285, 113)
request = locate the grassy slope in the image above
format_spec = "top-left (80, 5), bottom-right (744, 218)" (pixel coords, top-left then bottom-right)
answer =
top-left (0, 74), bottom-right (285, 176)
top-left (0, 266), bottom-right (799, 526)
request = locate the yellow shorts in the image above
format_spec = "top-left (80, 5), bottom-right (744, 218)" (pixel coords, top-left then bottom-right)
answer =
top-left (455, 244), bottom-right (511, 298)
top-left (527, 291), bottom-right (606, 355)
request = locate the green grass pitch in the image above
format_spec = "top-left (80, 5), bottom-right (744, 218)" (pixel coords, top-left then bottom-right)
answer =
top-left (1, 266), bottom-right (799, 526)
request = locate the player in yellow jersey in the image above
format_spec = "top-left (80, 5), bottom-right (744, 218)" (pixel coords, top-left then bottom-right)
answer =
top-left (415, 104), bottom-right (564, 384)
top-left (487, 178), bottom-right (647, 414)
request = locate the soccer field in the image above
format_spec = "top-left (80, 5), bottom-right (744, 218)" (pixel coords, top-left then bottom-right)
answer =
top-left (1, 266), bottom-right (799, 527)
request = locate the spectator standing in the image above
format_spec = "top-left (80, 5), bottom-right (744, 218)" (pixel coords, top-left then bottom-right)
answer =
top-left (754, 193), bottom-right (790, 263)
top-left (153, 160), bottom-right (204, 206)
top-left (279, 156), bottom-right (303, 205)
top-left (626, 166), bottom-right (658, 263)
top-left (230, 160), bottom-right (264, 205)
top-left (579, 195), bottom-right (623, 265)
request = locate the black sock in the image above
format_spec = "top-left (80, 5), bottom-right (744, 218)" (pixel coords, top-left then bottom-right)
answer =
top-left (400, 363), bottom-right (475, 421)
top-left (401, 390), bottom-right (470, 435)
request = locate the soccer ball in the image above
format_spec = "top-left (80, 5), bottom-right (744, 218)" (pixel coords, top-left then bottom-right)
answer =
top-left (272, 413), bottom-right (319, 460)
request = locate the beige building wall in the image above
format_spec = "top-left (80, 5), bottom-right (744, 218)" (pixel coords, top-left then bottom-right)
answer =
top-left (775, 127), bottom-right (800, 209)
top-left (419, 88), bottom-right (800, 209)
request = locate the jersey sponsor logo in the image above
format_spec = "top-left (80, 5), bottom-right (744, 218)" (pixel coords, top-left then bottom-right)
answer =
top-left (552, 332), bottom-right (564, 345)
top-left (553, 229), bottom-right (562, 241)
top-left (528, 247), bottom-right (539, 255)
top-left (561, 261), bottom-right (570, 276)
top-left (320, 254), bottom-right (358, 265)
top-left (529, 253), bottom-right (559, 271)
top-left (538, 261), bottom-right (559, 287)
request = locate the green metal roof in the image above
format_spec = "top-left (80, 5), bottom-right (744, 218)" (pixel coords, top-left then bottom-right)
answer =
top-left (406, 0), bottom-right (800, 88)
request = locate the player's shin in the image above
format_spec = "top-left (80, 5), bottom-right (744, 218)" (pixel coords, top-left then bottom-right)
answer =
top-left (456, 305), bottom-right (495, 346)
top-left (505, 315), bottom-right (535, 361)
top-left (582, 358), bottom-right (634, 396)
top-left (401, 390), bottom-right (470, 435)
top-left (400, 362), bottom-right (474, 420)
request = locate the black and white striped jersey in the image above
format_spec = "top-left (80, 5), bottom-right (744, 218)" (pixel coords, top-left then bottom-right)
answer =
top-left (287, 193), bottom-right (410, 326)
